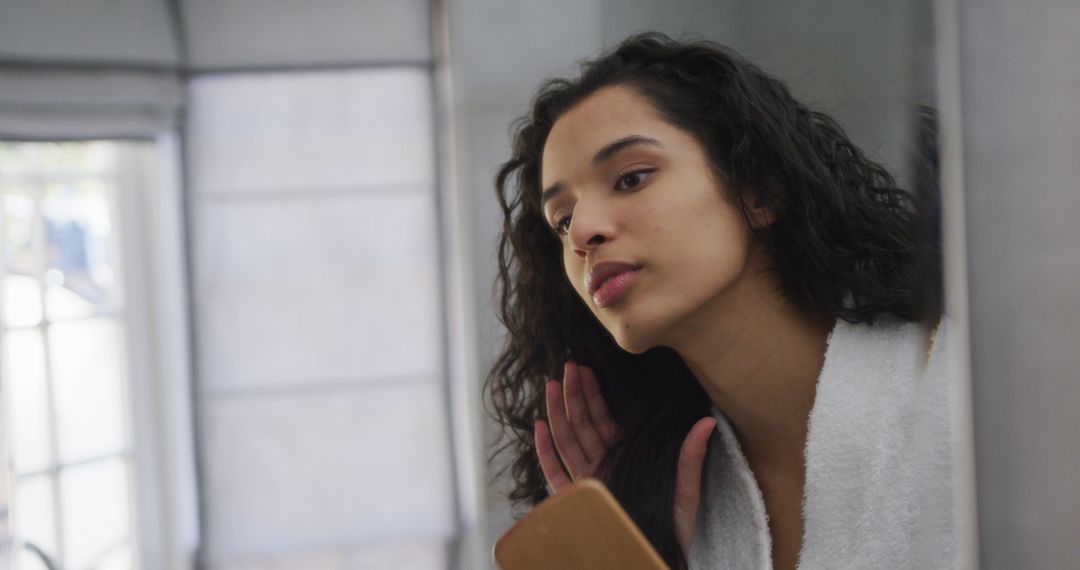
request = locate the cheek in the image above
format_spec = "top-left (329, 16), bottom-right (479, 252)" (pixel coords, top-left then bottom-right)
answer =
top-left (654, 199), bottom-right (753, 293)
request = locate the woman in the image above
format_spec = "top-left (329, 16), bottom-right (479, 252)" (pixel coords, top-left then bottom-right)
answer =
top-left (486, 33), bottom-right (949, 569)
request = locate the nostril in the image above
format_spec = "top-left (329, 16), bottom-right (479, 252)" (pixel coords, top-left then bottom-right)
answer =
top-left (587, 234), bottom-right (605, 246)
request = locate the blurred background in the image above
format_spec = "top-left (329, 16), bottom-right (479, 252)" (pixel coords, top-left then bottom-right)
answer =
top-left (0, 0), bottom-right (1077, 569)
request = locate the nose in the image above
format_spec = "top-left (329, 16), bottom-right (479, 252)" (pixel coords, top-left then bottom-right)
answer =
top-left (568, 197), bottom-right (616, 259)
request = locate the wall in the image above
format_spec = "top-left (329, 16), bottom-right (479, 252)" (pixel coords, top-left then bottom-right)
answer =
top-left (958, 0), bottom-right (1080, 567)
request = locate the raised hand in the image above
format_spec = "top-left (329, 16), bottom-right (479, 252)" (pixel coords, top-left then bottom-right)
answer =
top-left (535, 361), bottom-right (620, 491)
top-left (534, 361), bottom-right (718, 559)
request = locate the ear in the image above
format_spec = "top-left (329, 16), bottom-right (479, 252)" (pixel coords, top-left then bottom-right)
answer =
top-left (741, 191), bottom-right (777, 230)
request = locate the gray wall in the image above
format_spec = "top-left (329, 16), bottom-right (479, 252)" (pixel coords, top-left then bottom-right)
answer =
top-left (957, 0), bottom-right (1080, 567)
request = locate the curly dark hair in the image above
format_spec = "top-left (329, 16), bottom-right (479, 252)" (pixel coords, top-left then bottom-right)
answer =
top-left (486, 32), bottom-right (940, 569)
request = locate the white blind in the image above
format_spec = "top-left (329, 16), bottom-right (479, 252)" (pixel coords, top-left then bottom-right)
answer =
top-left (187, 69), bottom-right (454, 566)
top-left (0, 0), bottom-right (180, 65)
top-left (180, 0), bottom-right (432, 69)
top-left (0, 68), bottom-right (183, 140)
top-left (0, 0), bottom-right (182, 139)
top-left (0, 0), bottom-right (433, 139)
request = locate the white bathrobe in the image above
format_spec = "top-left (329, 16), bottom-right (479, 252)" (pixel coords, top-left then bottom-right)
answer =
top-left (688, 316), bottom-right (957, 569)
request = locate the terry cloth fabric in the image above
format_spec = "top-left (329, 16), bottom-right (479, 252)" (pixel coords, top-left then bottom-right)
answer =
top-left (688, 317), bottom-right (957, 569)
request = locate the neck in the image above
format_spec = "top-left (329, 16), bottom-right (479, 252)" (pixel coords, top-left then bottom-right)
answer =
top-left (664, 262), bottom-right (834, 469)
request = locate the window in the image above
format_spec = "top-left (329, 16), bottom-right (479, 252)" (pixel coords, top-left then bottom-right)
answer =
top-left (1, 141), bottom-right (137, 570)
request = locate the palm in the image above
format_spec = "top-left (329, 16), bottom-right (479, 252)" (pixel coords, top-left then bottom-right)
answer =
top-left (535, 361), bottom-right (717, 558)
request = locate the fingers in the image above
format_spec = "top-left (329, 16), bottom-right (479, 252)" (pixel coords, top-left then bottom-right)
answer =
top-left (577, 365), bottom-right (619, 446)
top-left (673, 416), bottom-right (717, 557)
top-left (541, 362), bottom-right (620, 487)
top-left (545, 379), bottom-right (590, 479)
top-left (562, 362), bottom-right (608, 464)
top-left (535, 420), bottom-right (572, 493)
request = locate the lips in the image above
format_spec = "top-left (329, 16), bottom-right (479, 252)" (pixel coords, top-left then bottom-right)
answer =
top-left (587, 259), bottom-right (635, 293)
top-left (586, 261), bottom-right (643, 296)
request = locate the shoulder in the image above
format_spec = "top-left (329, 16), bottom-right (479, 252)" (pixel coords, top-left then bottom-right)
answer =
top-left (801, 313), bottom-right (957, 566)
top-left (822, 315), bottom-right (932, 385)
top-left (830, 313), bottom-right (945, 371)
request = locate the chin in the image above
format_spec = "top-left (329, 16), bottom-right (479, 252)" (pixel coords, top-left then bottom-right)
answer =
top-left (605, 319), bottom-right (661, 355)
top-left (598, 298), bottom-right (684, 355)
top-left (615, 338), bottom-right (652, 355)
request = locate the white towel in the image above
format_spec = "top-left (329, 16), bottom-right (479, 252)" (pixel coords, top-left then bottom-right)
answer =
top-left (689, 317), bottom-right (956, 569)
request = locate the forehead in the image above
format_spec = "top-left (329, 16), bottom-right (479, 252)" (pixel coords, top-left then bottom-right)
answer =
top-left (541, 86), bottom-right (670, 183)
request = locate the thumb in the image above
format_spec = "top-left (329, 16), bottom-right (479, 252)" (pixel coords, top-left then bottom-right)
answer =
top-left (673, 416), bottom-right (717, 558)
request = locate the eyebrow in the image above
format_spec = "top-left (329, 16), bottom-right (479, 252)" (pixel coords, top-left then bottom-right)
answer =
top-left (540, 135), bottom-right (663, 207)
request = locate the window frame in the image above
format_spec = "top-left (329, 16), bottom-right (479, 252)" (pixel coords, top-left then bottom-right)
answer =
top-left (115, 133), bottom-right (200, 570)
top-left (0, 135), bottom-right (199, 570)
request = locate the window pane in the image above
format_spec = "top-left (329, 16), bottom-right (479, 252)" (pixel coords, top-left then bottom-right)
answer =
top-left (43, 176), bottom-right (122, 321)
top-left (59, 458), bottom-right (131, 569)
top-left (2, 191), bottom-right (43, 328)
top-left (3, 328), bottom-right (51, 473)
top-left (12, 475), bottom-right (58, 563)
top-left (3, 274), bottom-right (43, 329)
top-left (2, 142), bottom-right (113, 178)
top-left (15, 549), bottom-right (52, 570)
top-left (96, 543), bottom-right (133, 570)
top-left (49, 318), bottom-right (127, 463)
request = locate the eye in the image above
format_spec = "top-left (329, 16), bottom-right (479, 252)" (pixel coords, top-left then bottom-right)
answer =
top-left (553, 214), bottom-right (572, 236)
top-left (615, 168), bottom-right (656, 191)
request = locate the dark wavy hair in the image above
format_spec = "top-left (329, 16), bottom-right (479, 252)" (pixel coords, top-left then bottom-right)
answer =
top-left (485, 32), bottom-right (940, 569)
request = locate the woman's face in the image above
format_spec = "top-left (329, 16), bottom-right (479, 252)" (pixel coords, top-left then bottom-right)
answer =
top-left (540, 85), bottom-right (769, 353)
